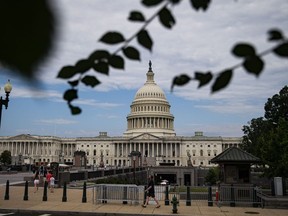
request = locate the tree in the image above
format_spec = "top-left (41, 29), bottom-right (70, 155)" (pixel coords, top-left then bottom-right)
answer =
top-left (205, 167), bottom-right (220, 185)
top-left (0, 150), bottom-right (12, 166)
top-left (241, 86), bottom-right (288, 178)
top-left (0, 1), bottom-right (287, 114)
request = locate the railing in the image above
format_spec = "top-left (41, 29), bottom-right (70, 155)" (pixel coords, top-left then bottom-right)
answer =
top-left (218, 185), bottom-right (263, 207)
top-left (91, 184), bottom-right (265, 207)
top-left (94, 184), bottom-right (140, 205)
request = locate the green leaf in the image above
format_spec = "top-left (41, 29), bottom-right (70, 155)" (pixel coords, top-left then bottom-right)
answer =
top-left (232, 43), bottom-right (256, 58)
top-left (169, 0), bottom-right (182, 5)
top-left (141, 0), bottom-right (163, 7)
top-left (81, 75), bottom-right (101, 87)
top-left (137, 30), bottom-right (153, 51)
top-left (123, 46), bottom-right (141, 60)
top-left (63, 89), bottom-right (78, 102)
top-left (88, 50), bottom-right (110, 62)
top-left (268, 29), bottom-right (284, 41)
top-left (75, 59), bottom-right (93, 73)
top-left (195, 71), bottom-right (213, 88)
top-left (273, 42), bottom-right (288, 57)
top-left (158, 7), bottom-right (176, 29)
top-left (171, 74), bottom-right (191, 91)
top-left (109, 55), bottom-right (124, 69)
top-left (190, 0), bottom-right (211, 11)
top-left (68, 80), bottom-right (79, 87)
top-left (99, 32), bottom-right (125, 44)
top-left (212, 69), bottom-right (233, 93)
top-left (69, 104), bottom-right (81, 115)
top-left (92, 61), bottom-right (109, 75)
top-left (57, 66), bottom-right (77, 79)
top-left (243, 55), bottom-right (264, 76)
top-left (128, 11), bottom-right (145, 22)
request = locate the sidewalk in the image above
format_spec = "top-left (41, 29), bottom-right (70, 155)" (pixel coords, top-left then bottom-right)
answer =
top-left (1, 186), bottom-right (288, 216)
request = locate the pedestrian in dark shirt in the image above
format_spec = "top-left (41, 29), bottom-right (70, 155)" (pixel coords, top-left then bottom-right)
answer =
top-left (142, 175), bottom-right (160, 208)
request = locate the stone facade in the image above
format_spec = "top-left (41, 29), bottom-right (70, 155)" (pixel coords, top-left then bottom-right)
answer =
top-left (0, 62), bottom-right (241, 168)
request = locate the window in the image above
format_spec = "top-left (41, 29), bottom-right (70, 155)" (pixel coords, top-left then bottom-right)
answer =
top-left (200, 150), bottom-right (203, 156)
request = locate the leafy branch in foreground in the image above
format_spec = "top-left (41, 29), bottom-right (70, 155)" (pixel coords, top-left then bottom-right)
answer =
top-left (171, 29), bottom-right (288, 93)
top-left (57, 0), bottom-right (211, 115)
top-left (56, 0), bottom-right (287, 115)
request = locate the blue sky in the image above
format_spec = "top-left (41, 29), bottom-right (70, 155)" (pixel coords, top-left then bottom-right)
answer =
top-left (0, 0), bottom-right (287, 138)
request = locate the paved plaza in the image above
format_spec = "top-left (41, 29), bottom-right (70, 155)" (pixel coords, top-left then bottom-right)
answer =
top-left (0, 172), bottom-right (288, 215)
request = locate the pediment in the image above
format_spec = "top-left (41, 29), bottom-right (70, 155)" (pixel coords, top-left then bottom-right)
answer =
top-left (130, 133), bottom-right (162, 141)
top-left (7, 134), bottom-right (38, 141)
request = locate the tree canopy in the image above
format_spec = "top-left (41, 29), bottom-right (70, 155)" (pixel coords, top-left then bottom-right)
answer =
top-left (0, 150), bottom-right (12, 166)
top-left (241, 86), bottom-right (288, 178)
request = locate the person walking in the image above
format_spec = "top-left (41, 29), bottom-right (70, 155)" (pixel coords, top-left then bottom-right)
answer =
top-left (33, 170), bottom-right (40, 193)
top-left (46, 170), bottom-right (52, 189)
top-left (142, 175), bottom-right (160, 208)
top-left (49, 175), bottom-right (55, 193)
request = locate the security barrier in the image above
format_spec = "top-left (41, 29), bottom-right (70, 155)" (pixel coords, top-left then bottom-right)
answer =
top-left (218, 185), bottom-right (263, 207)
top-left (94, 184), bottom-right (140, 205)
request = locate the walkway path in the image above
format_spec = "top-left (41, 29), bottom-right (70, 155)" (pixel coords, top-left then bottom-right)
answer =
top-left (1, 185), bottom-right (288, 216)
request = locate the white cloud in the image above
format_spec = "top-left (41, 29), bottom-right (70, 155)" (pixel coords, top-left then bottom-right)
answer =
top-left (34, 118), bottom-right (77, 125)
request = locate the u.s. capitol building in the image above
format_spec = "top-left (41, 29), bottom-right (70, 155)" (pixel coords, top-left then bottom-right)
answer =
top-left (0, 62), bottom-right (241, 168)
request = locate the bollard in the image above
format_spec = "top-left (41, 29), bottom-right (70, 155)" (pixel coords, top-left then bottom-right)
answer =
top-left (122, 186), bottom-right (128, 204)
top-left (82, 181), bottom-right (87, 203)
top-left (143, 185), bottom-right (147, 205)
top-left (186, 186), bottom-right (191, 206)
top-left (165, 185), bottom-right (169, 205)
top-left (102, 185), bottom-right (107, 203)
top-left (171, 195), bottom-right (179, 214)
top-left (208, 186), bottom-right (213, 206)
top-left (23, 181), bottom-right (29, 201)
top-left (62, 182), bottom-right (67, 202)
top-left (230, 184), bottom-right (235, 207)
top-left (42, 181), bottom-right (48, 201)
top-left (4, 180), bottom-right (9, 200)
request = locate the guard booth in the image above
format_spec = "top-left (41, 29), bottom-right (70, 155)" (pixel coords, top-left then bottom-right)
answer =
top-left (210, 147), bottom-right (261, 184)
top-left (210, 147), bottom-right (262, 207)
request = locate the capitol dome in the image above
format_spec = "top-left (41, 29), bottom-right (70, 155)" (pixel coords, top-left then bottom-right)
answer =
top-left (124, 61), bottom-right (176, 137)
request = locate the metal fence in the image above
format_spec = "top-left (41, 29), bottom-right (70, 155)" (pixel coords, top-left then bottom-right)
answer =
top-left (94, 184), bottom-right (140, 205)
top-left (218, 185), bottom-right (263, 207)
top-left (91, 184), bottom-right (264, 207)
top-left (92, 184), bottom-right (215, 205)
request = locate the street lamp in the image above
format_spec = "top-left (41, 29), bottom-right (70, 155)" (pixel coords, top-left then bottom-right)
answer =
top-left (0, 80), bottom-right (12, 128)
top-left (59, 152), bottom-right (64, 164)
top-left (27, 153), bottom-right (32, 172)
top-left (132, 155), bottom-right (136, 184)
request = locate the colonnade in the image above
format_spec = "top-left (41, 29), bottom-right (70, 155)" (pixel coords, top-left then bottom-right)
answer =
top-left (114, 142), bottom-right (181, 158)
top-left (127, 117), bottom-right (174, 130)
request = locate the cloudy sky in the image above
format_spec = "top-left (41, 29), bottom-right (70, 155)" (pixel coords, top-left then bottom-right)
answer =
top-left (0, 0), bottom-right (287, 138)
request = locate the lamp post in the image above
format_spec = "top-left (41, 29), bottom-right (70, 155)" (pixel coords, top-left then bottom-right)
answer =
top-left (132, 155), bottom-right (136, 184)
top-left (27, 153), bottom-right (32, 172)
top-left (59, 152), bottom-right (64, 164)
top-left (0, 80), bottom-right (12, 128)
